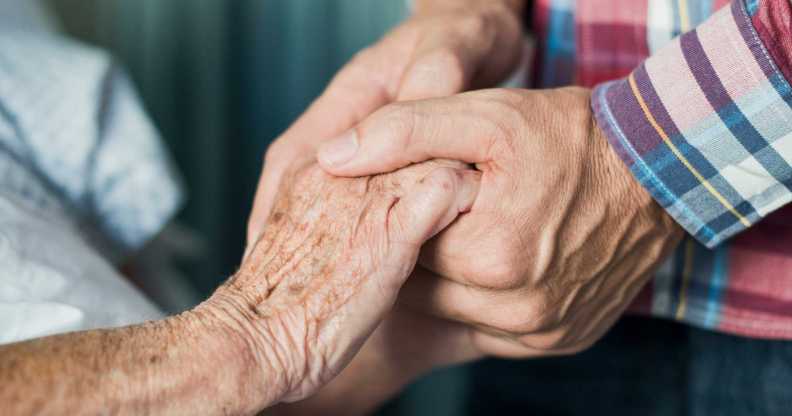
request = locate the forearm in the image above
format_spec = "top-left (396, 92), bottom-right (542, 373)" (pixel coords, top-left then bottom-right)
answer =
top-left (0, 298), bottom-right (268, 415)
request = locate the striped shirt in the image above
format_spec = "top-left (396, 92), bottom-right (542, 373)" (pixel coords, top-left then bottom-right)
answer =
top-left (533, 0), bottom-right (792, 338)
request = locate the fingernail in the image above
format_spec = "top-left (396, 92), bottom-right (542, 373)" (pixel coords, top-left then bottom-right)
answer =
top-left (319, 130), bottom-right (358, 167)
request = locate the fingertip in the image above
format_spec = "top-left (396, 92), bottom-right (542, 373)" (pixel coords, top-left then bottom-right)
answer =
top-left (456, 169), bottom-right (482, 213)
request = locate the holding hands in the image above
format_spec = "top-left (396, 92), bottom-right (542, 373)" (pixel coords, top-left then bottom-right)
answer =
top-left (246, 0), bottom-right (524, 247)
top-left (0, 1), bottom-right (695, 414)
top-left (253, 1), bottom-right (683, 411)
top-left (316, 87), bottom-right (683, 358)
top-left (219, 159), bottom-right (480, 406)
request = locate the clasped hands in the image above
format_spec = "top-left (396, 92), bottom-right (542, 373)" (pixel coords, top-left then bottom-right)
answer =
top-left (239, 2), bottom-right (683, 413)
top-left (0, 3), bottom-right (686, 415)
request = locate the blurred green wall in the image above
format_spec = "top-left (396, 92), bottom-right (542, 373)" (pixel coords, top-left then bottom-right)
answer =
top-left (47, 0), bottom-right (407, 293)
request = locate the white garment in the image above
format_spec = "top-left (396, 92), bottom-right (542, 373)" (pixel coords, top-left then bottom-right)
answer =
top-left (0, 3), bottom-right (182, 344)
top-left (0, 191), bottom-right (162, 344)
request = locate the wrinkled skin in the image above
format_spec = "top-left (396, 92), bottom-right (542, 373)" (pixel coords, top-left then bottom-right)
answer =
top-left (242, 5), bottom-right (525, 408)
top-left (317, 87), bottom-right (685, 358)
top-left (211, 159), bottom-right (480, 405)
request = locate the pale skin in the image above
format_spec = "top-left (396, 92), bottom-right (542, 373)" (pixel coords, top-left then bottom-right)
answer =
top-left (0, 160), bottom-right (481, 415)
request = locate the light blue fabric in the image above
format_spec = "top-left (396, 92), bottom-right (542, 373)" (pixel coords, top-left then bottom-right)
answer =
top-left (0, 28), bottom-right (183, 258)
top-left (0, 20), bottom-right (181, 343)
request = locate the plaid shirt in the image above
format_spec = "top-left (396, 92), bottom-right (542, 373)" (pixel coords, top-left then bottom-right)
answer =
top-left (533, 0), bottom-right (792, 339)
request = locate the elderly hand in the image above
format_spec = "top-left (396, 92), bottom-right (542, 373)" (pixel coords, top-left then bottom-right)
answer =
top-left (0, 160), bottom-right (479, 415)
top-left (246, 0), bottom-right (524, 251)
top-left (213, 159), bottom-right (480, 407)
top-left (316, 87), bottom-right (684, 357)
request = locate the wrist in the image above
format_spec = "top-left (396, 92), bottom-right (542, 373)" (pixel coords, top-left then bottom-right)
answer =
top-left (179, 290), bottom-right (284, 414)
top-left (589, 102), bottom-right (684, 238)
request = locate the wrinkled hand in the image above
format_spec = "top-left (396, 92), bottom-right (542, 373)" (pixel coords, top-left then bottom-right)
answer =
top-left (316, 87), bottom-right (684, 357)
top-left (246, 0), bottom-right (524, 251)
top-left (208, 160), bottom-right (479, 407)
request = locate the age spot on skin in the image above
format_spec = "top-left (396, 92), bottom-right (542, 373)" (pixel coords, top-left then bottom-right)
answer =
top-left (271, 212), bottom-right (285, 223)
top-left (288, 283), bottom-right (305, 296)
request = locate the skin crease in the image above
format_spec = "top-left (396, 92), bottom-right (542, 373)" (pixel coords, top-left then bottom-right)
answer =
top-left (0, 159), bottom-right (481, 415)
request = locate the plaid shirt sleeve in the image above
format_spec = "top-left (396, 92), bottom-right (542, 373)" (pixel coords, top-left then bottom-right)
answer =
top-left (591, 0), bottom-right (792, 249)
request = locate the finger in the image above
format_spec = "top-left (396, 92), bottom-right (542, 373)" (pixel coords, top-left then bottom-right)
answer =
top-left (374, 305), bottom-right (483, 369)
top-left (398, 272), bottom-right (584, 357)
top-left (397, 14), bottom-right (521, 101)
top-left (468, 330), bottom-right (584, 359)
top-left (245, 143), bottom-right (314, 257)
top-left (387, 167), bottom-right (481, 248)
top-left (399, 267), bottom-right (512, 329)
top-left (318, 93), bottom-right (504, 176)
top-left (396, 27), bottom-right (492, 102)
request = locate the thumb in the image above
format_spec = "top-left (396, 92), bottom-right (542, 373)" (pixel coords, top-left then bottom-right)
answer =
top-left (388, 166), bottom-right (481, 248)
top-left (317, 93), bottom-right (500, 177)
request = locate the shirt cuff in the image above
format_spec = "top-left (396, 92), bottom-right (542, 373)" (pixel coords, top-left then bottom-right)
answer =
top-left (592, 0), bottom-right (792, 248)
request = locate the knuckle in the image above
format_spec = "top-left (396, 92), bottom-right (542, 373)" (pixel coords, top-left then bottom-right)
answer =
top-left (466, 232), bottom-right (527, 290)
top-left (463, 91), bottom-right (524, 159)
top-left (518, 328), bottom-right (569, 351)
top-left (491, 295), bottom-right (554, 334)
top-left (424, 167), bottom-right (458, 193)
top-left (373, 103), bottom-right (416, 147)
top-left (474, 260), bottom-right (523, 290)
